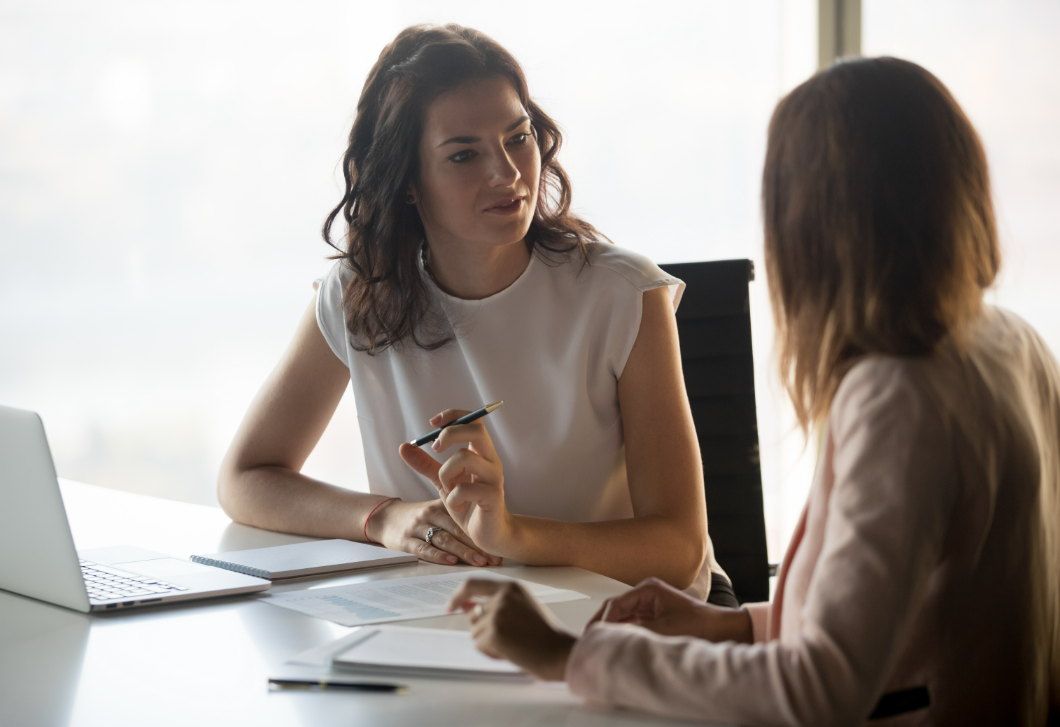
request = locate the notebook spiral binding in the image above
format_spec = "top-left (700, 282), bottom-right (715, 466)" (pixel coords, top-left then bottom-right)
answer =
top-left (190, 555), bottom-right (271, 580)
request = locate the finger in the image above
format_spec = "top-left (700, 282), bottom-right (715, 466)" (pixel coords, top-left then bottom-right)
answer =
top-left (596, 590), bottom-right (651, 624)
top-left (635, 576), bottom-right (681, 599)
top-left (438, 449), bottom-right (498, 496)
top-left (426, 506), bottom-right (503, 565)
top-left (444, 480), bottom-right (500, 517)
top-left (433, 515), bottom-right (490, 557)
top-left (446, 578), bottom-right (506, 611)
top-left (600, 599), bottom-right (624, 623)
top-left (412, 540), bottom-right (459, 565)
top-left (466, 599), bottom-right (487, 624)
top-left (432, 421), bottom-right (498, 461)
top-left (586, 598), bottom-right (612, 627)
top-left (398, 443), bottom-right (444, 491)
top-left (431, 530), bottom-right (489, 567)
top-left (471, 630), bottom-right (504, 660)
top-left (587, 599), bottom-right (635, 629)
top-left (430, 408), bottom-right (472, 427)
top-left (446, 530), bottom-right (504, 566)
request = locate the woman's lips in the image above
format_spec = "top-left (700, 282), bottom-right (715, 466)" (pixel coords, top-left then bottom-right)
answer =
top-left (485, 197), bottom-right (524, 216)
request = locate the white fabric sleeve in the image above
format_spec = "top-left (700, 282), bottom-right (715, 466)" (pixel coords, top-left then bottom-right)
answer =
top-left (589, 244), bottom-right (686, 380)
top-left (565, 359), bottom-right (958, 726)
top-left (315, 261), bottom-right (351, 365)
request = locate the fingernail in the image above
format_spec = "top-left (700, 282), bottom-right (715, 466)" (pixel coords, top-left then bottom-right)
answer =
top-left (446, 555), bottom-right (457, 563)
top-left (432, 441), bottom-right (440, 451)
top-left (473, 555), bottom-right (487, 566)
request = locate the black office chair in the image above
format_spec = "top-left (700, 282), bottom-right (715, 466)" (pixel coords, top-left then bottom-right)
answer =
top-left (660, 260), bottom-right (770, 604)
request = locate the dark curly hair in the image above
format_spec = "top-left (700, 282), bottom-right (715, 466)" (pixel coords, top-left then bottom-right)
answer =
top-left (322, 24), bottom-right (604, 354)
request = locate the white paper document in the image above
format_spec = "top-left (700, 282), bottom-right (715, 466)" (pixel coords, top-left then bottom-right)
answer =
top-left (265, 571), bottom-right (588, 627)
top-left (332, 625), bottom-right (529, 681)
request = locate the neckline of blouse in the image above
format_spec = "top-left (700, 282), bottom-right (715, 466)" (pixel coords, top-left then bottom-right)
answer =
top-left (419, 242), bottom-right (539, 307)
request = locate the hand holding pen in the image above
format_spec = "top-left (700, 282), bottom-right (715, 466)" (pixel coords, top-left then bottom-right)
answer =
top-left (367, 402), bottom-right (505, 568)
top-left (398, 401), bottom-right (514, 556)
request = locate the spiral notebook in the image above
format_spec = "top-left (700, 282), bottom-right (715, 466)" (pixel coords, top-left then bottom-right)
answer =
top-left (190, 539), bottom-right (417, 580)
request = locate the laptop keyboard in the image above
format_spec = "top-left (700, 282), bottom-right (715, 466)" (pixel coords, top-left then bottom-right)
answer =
top-left (80, 560), bottom-right (190, 602)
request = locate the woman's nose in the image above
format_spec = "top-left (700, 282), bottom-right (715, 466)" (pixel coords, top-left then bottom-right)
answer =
top-left (488, 148), bottom-right (520, 187)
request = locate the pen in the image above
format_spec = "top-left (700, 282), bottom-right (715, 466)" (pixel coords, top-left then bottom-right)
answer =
top-left (410, 401), bottom-right (504, 447)
top-left (268, 678), bottom-right (407, 693)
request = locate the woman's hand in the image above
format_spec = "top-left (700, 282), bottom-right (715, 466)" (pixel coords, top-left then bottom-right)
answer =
top-left (588, 577), bottom-right (754, 643)
top-left (447, 579), bottom-right (576, 681)
top-left (367, 497), bottom-right (501, 567)
top-left (398, 409), bottom-right (515, 554)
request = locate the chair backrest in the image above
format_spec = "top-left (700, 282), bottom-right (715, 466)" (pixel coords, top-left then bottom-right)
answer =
top-left (660, 260), bottom-right (769, 604)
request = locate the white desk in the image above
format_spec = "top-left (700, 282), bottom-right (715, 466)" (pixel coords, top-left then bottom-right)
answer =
top-left (0, 481), bottom-right (722, 727)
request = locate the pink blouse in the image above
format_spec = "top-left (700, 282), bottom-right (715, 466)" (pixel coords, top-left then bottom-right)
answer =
top-left (566, 307), bottom-right (1060, 725)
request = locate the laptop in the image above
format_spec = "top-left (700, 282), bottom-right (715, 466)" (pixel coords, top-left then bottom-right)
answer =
top-left (0, 404), bottom-right (271, 612)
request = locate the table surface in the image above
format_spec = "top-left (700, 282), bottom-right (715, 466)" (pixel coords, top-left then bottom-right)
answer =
top-left (0, 480), bottom-right (726, 727)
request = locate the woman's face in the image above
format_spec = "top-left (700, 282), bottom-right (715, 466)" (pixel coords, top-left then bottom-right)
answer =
top-left (414, 75), bottom-right (540, 252)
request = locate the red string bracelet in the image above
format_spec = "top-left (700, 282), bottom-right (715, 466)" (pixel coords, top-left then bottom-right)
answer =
top-left (364, 497), bottom-right (399, 545)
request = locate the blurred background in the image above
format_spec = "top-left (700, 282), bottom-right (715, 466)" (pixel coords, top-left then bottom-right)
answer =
top-left (1, 0), bottom-right (1057, 560)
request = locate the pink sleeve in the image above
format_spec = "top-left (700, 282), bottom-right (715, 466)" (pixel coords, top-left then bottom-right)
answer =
top-left (744, 602), bottom-right (770, 643)
top-left (564, 360), bottom-right (957, 725)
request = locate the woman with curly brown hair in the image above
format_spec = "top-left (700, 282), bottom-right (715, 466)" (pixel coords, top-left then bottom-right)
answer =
top-left (217, 24), bottom-right (733, 603)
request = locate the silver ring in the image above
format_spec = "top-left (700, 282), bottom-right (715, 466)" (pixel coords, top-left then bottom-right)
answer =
top-left (425, 526), bottom-right (444, 546)
top-left (472, 603), bottom-right (485, 620)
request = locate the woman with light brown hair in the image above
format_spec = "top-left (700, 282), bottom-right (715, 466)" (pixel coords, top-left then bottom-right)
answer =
top-left (450, 57), bottom-right (1060, 724)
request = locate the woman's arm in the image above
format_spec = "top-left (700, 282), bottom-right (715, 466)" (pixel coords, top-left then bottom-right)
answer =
top-left (217, 296), bottom-right (498, 566)
top-left (445, 576), bottom-right (752, 681)
top-left (451, 362), bottom-right (960, 725)
top-left (509, 285), bottom-right (707, 586)
top-left (401, 287), bottom-right (708, 588)
top-left (562, 362), bottom-right (958, 725)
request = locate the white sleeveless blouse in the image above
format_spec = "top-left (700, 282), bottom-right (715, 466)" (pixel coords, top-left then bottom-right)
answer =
top-left (316, 242), bottom-right (718, 597)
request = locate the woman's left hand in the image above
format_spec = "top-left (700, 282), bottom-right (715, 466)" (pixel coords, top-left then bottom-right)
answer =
top-left (447, 578), bottom-right (576, 681)
top-left (586, 577), bottom-right (754, 643)
top-left (398, 409), bottom-right (515, 554)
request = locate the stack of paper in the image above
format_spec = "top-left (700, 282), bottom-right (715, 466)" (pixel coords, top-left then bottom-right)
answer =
top-left (331, 625), bottom-right (529, 681)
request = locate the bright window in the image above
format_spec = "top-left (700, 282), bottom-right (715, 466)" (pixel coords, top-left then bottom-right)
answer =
top-left (1, 0), bottom-right (874, 561)
top-left (863, 0), bottom-right (1060, 360)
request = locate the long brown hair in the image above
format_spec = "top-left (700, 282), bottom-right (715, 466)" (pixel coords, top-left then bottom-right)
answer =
top-left (323, 24), bottom-right (603, 354)
top-left (763, 57), bottom-right (1000, 430)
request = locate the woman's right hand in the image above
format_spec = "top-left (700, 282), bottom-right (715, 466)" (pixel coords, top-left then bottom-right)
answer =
top-left (587, 578), bottom-right (753, 643)
top-left (366, 498), bottom-right (502, 567)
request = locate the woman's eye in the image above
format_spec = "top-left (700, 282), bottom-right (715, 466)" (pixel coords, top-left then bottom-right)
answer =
top-left (508, 132), bottom-right (530, 146)
top-left (449, 149), bottom-right (475, 164)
